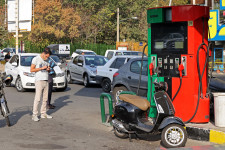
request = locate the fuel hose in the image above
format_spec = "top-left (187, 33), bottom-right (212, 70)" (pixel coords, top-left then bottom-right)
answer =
top-left (184, 18), bottom-right (209, 123)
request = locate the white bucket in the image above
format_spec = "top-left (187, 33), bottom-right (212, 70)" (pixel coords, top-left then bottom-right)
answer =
top-left (213, 93), bottom-right (225, 127)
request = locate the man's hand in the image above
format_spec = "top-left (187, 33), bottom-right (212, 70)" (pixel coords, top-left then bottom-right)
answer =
top-left (41, 66), bottom-right (48, 70)
top-left (46, 66), bottom-right (50, 71)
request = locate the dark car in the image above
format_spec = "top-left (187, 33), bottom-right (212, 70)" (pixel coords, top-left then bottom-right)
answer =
top-left (112, 57), bottom-right (148, 102)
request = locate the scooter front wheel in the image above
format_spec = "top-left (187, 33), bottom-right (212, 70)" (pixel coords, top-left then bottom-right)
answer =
top-left (161, 124), bottom-right (187, 148)
top-left (113, 127), bottom-right (128, 139)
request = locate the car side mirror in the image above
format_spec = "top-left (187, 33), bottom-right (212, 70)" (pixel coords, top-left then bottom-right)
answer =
top-left (12, 62), bottom-right (17, 66)
top-left (77, 63), bottom-right (83, 66)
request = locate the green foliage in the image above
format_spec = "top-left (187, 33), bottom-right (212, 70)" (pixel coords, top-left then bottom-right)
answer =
top-left (71, 42), bottom-right (116, 55)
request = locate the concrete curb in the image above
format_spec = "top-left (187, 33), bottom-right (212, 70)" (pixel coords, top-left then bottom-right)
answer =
top-left (186, 126), bottom-right (225, 144)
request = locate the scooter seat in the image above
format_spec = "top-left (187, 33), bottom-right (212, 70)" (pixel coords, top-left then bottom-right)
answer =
top-left (119, 94), bottom-right (150, 111)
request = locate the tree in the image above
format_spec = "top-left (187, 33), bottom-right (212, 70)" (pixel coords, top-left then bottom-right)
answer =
top-left (0, 5), bottom-right (7, 48)
top-left (28, 0), bottom-right (81, 47)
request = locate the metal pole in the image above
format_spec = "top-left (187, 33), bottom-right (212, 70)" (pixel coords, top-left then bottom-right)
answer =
top-left (5, 0), bottom-right (7, 27)
top-left (117, 8), bottom-right (119, 42)
top-left (169, 0), bottom-right (172, 6)
top-left (212, 0), bottom-right (214, 9)
top-left (15, 0), bottom-right (19, 54)
top-left (205, 0), bottom-right (208, 6)
top-left (32, 0), bottom-right (34, 24)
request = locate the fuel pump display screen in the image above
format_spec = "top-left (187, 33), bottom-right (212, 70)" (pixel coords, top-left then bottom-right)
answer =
top-left (151, 22), bottom-right (187, 54)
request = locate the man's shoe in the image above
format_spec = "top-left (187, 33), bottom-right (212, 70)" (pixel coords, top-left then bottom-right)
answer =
top-left (32, 115), bottom-right (39, 122)
top-left (47, 104), bottom-right (55, 109)
top-left (41, 114), bottom-right (53, 119)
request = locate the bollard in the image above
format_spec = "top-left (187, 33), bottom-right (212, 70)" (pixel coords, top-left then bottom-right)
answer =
top-left (100, 93), bottom-right (113, 123)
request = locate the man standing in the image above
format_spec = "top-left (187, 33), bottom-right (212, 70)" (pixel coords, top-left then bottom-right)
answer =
top-left (47, 58), bottom-right (56, 109)
top-left (30, 48), bottom-right (53, 121)
top-left (4, 52), bottom-right (11, 62)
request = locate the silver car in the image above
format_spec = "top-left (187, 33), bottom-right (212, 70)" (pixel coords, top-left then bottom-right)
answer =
top-left (66, 55), bottom-right (108, 87)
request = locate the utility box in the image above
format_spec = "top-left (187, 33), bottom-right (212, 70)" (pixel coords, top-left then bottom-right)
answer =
top-left (213, 93), bottom-right (225, 127)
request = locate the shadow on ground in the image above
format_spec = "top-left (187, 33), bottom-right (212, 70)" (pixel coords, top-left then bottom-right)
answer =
top-left (48, 95), bottom-right (72, 115)
top-left (7, 106), bottom-right (32, 127)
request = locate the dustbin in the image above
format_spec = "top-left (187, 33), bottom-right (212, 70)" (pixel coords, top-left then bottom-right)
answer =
top-left (213, 93), bottom-right (225, 127)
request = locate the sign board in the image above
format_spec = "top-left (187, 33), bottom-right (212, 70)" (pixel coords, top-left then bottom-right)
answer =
top-left (139, 42), bottom-right (143, 46)
top-left (13, 34), bottom-right (23, 37)
top-left (59, 44), bottom-right (70, 54)
top-left (7, 0), bottom-right (32, 32)
top-left (118, 47), bottom-right (127, 51)
top-left (209, 9), bottom-right (225, 41)
top-left (221, 0), bottom-right (225, 10)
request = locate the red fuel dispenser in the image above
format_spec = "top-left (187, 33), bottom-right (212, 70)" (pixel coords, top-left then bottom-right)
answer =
top-left (147, 5), bottom-right (210, 123)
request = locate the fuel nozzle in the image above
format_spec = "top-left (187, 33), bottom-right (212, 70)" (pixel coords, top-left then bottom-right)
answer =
top-left (149, 63), bottom-right (154, 76)
top-left (178, 64), bottom-right (184, 77)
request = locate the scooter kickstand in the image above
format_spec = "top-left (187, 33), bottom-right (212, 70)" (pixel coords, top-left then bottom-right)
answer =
top-left (129, 134), bottom-right (132, 142)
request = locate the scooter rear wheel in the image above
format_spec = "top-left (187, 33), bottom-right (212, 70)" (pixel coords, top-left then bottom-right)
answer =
top-left (114, 127), bottom-right (128, 139)
top-left (161, 124), bottom-right (187, 148)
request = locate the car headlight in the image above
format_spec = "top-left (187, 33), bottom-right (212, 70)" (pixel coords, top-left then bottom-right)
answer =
top-left (56, 72), bottom-right (65, 77)
top-left (23, 72), bottom-right (35, 77)
top-left (90, 70), bottom-right (96, 75)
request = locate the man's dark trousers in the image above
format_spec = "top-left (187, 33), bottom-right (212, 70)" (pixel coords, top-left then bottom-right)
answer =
top-left (47, 75), bottom-right (53, 105)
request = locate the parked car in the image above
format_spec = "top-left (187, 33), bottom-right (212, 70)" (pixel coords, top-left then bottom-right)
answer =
top-left (71, 50), bottom-right (96, 59)
top-left (66, 55), bottom-right (108, 87)
top-left (105, 50), bottom-right (146, 59)
top-left (5, 53), bottom-right (67, 92)
top-left (112, 57), bottom-right (148, 102)
top-left (2, 48), bottom-right (16, 57)
top-left (0, 49), bottom-right (4, 60)
top-left (50, 55), bottom-right (63, 69)
top-left (48, 44), bottom-right (70, 61)
top-left (96, 56), bottom-right (138, 92)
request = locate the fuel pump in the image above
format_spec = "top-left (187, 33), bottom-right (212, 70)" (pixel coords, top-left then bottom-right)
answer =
top-left (147, 5), bottom-right (210, 123)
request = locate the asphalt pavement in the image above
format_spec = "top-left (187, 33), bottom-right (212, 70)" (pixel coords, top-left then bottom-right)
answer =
top-left (0, 81), bottom-right (213, 150)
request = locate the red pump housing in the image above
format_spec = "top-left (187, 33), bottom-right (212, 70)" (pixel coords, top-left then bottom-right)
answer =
top-left (148, 5), bottom-right (210, 123)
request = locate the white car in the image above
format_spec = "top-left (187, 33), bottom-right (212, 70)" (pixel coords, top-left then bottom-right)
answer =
top-left (2, 48), bottom-right (16, 57)
top-left (5, 53), bottom-right (67, 92)
top-left (105, 50), bottom-right (145, 59)
top-left (96, 56), bottom-right (138, 92)
top-left (71, 49), bottom-right (96, 59)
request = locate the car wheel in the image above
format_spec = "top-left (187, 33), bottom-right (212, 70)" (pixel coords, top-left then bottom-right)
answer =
top-left (102, 78), bottom-right (111, 93)
top-left (83, 74), bottom-right (90, 87)
top-left (67, 72), bottom-right (73, 84)
top-left (161, 124), bottom-right (187, 148)
top-left (112, 86), bottom-right (128, 105)
top-left (15, 77), bottom-right (25, 92)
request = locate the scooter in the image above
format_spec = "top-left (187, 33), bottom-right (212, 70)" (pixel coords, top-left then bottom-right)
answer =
top-left (111, 76), bottom-right (187, 148)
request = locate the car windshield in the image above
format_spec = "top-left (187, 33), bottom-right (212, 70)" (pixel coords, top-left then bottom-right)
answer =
top-left (20, 56), bottom-right (36, 66)
top-left (50, 55), bottom-right (60, 63)
top-left (3, 49), bottom-right (14, 53)
top-left (123, 52), bottom-right (145, 56)
top-left (84, 56), bottom-right (108, 66)
top-left (84, 52), bottom-right (96, 55)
